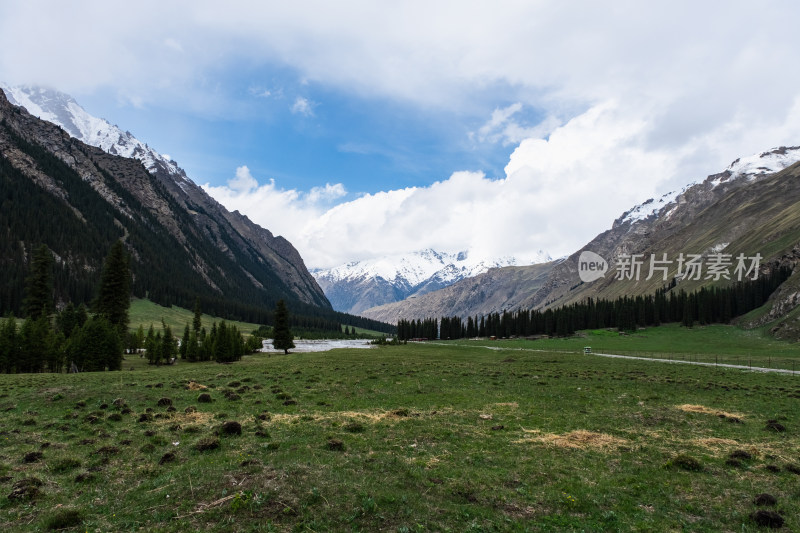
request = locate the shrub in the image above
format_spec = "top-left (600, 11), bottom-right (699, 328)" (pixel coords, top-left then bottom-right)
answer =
top-left (43, 509), bottom-right (82, 530)
top-left (195, 437), bottom-right (220, 452)
top-left (667, 454), bottom-right (702, 472)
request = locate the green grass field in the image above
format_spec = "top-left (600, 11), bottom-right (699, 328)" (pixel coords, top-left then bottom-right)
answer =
top-left (450, 323), bottom-right (800, 372)
top-left (1, 326), bottom-right (798, 531)
top-left (129, 299), bottom-right (262, 335)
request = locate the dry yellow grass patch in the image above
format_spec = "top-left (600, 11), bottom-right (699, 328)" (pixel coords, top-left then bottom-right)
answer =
top-left (693, 437), bottom-right (740, 449)
top-left (516, 429), bottom-right (627, 449)
top-left (677, 404), bottom-right (745, 419)
top-left (156, 410), bottom-right (217, 427)
top-left (269, 409), bottom-right (419, 425)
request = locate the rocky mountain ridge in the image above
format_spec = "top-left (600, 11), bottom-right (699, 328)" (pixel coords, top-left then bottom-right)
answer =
top-left (312, 248), bottom-right (550, 315)
top-left (0, 86), bottom-right (330, 318)
top-left (361, 147), bottom-right (800, 339)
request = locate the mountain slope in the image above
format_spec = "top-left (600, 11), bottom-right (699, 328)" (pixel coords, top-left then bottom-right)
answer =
top-left (361, 147), bottom-right (800, 337)
top-left (522, 147), bottom-right (800, 313)
top-left (312, 248), bottom-right (550, 315)
top-left (0, 87), bottom-right (330, 321)
top-left (359, 262), bottom-right (555, 323)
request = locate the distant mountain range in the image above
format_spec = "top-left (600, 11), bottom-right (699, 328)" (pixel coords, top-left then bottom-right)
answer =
top-left (312, 248), bottom-right (550, 315)
top-left (361, 146), bottom-right (800, 339)
top-left (0, 84), bottom-right (332, 323)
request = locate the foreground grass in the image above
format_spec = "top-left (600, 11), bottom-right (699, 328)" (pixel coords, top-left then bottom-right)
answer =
top-left (0, 339), bottom-right (798, 531)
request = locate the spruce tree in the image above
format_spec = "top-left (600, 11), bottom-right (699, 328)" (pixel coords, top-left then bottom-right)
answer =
top-left (68, 316), bottom-right (121, 372)
top-left (186, 329), bottom-right (199, 361)
top-left (95, 240), bottom-right (131, 336)
top-left (192, 298), bottom-right (202, 333)
top-left (272, 300), bottom-right (295, 354)
top-left (161, 320), bottom-right (177, 364)
top-left (24, 244), bottom-right (54, 319)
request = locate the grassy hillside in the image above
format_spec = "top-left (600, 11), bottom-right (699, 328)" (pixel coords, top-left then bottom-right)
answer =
top-left (128, 298), bottom-right (261, 335)
top-left (1, 328), bottom-right (798, 531)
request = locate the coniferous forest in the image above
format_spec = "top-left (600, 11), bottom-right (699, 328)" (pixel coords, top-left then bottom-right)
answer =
top-left (0, 116), bottom-right (393, 337)
top-left (397, 267), bottom-right (792, 340)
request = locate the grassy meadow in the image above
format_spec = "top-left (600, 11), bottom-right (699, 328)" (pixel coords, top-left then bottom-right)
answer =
top-left (0, 326), bottom-right (798, 531)
top-left (129, 299), bottom-right (262, 336)
top-left (461, 323), bottom-right (800, 372)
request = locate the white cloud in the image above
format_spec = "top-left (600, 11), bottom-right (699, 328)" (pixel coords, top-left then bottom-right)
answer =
top-left (5, 1), bottom-right (800, 269)
top-left (228, 165), bottom-right (259, 192)
top-left (248, 87), bottom-right (272, 98)
top-left (473, 103), bottom-right (562, 146)
top-left (291, 96), bottom-right (314, 116)
top-left (205, 100), bottom-right (678, 268)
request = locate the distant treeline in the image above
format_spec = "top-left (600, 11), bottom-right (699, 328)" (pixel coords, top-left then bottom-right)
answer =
top-left (398, 267), bottom-right (792, 340)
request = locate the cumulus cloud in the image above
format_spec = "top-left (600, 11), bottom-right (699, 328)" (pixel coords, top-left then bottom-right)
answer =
top-left (5, 1), bottom-right (800, 269)
top-left (205, 100), bottom-right (678, 268)
top-left (472, 103), bottom-right (562, 146)
top-left (228, 165), bottom-right (259, 192)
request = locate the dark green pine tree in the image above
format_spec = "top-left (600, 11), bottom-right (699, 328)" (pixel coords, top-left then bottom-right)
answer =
top-left (192, 298), bottom-right (202, 334)
top-left (185, 329), bottom-right (199, 362)
top-left (68, 316), bottom-right (122, 371)
top-left (272, 300), bottom-right (295, 354)
top-left (213, 321), bottom-right (232, 363)
top-left (161, 320), bottom-right (177, 364)
top-left (24, 244), bottom-right (54, 319)
top-left (95, 240), bottom-right (131, 336)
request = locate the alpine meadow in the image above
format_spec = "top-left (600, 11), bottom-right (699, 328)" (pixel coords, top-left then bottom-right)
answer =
top-left (2, 3), bottom-right (800, 531)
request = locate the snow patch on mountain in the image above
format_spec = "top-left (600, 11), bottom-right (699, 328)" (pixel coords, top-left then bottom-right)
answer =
top-left (1, 84), bottom-right (190, 182)
top-left (620, 146), bottom-right (800, 224)
top-left (313, 248), bottom-right (550, 287)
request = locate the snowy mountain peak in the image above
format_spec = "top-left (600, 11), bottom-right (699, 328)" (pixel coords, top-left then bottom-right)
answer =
top-left (314, 248), bottom-right (550, 286)
top-left (1, 84), bottom-right (190, 184)
top-left (620, 146), bottom-right (800, 225)
top-left (725, 146), bottom-right (800, 181)
top-left (311, 247), bottom-right (551, 314)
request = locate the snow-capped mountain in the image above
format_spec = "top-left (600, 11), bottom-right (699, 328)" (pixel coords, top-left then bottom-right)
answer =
top-left (1, 84), bottom-right (191, 185)
top-left (0, 84), bottom-right (330, 309)
top-left (312, 248), bottom-right (551, 315)
top-left (620, 146), bottom-right (800, 224)
top-left (361, 145), bottom-right (800, 325)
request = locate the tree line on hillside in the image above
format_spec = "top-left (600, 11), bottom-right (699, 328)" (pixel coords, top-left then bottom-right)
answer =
top-left (0, 120), bottom-right (395, 336)
top-left (397, 266), bottom-right (792, 340)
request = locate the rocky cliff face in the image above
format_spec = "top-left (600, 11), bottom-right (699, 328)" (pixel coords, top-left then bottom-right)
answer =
top-left (0, 88), bottom-right (329, 313)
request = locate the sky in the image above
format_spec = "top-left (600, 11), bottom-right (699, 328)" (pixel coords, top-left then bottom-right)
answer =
top-left (2, 1), bottom-right (800, 269)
